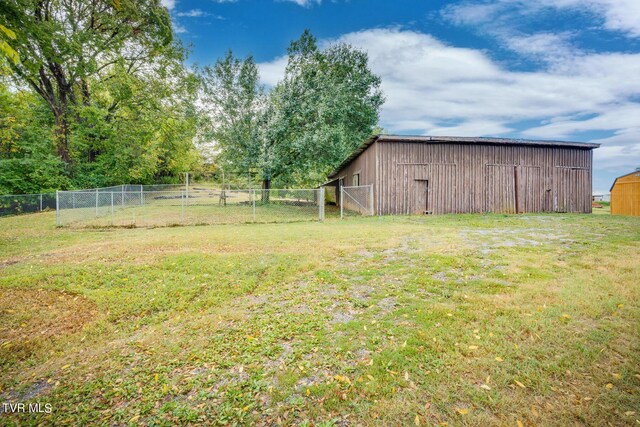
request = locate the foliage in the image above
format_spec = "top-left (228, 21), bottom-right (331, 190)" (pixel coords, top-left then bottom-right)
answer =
top-left (200, 51), bottom-right (265, 183)
top-left (0, 23), bottom-right (19, 65)
top-left (201, 30), bottom-right (384, 189)
top-left (0, 1), bottom-right (201, 192)
top-left (0, 84), bottom-right (70, 193)
top-left (265, 30), bottom-right (384, 187)
top-left (1, 0), bottom-right (175, 161)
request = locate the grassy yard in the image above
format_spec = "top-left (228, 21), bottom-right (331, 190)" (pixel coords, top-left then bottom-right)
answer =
top-left (0, 212), bottom-right (639, 426)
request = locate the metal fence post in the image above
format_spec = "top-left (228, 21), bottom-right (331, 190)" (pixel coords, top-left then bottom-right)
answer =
top-left (185, 172), bottom-right (189, 206)
top-left (39, 194), bottom-right (43, 212)
top-left (95, 189), bottom-right (99, 217)
top-left (369, 184), bottom-right (374, 216)
top-left (55, 190), bottom-right (60, 226)
top-left (121, 185), bottom-right (125, 208)
top-left (111, 192), bottom-right (114, 225)
top-left (140, 185), bottom-right (143, 206)
top-left (181, 191), bottom-right (185, 224)
top-left (319, 187), bottom-right (325, 221)
top-left (340, 186), bottom-right (344, 219)
top-left (252, 189), bottom-right (256, 222)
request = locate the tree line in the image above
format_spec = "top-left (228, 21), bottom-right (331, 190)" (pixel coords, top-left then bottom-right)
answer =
top-left (0, 0), bottom-right (383, 194)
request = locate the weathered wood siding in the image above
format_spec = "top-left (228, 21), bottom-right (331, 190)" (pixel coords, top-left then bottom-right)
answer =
top-left (611, 172), bottom-right (640, 216)
top-left (332, 142), bottom-right (378, 211)
top-left (370, 141), bottom-right (593, 215)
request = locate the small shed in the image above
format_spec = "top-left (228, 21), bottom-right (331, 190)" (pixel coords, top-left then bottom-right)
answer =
top-left (325, 135), bottom-right (600, 215)
top-left (610, 170), bottom-right (640, 216)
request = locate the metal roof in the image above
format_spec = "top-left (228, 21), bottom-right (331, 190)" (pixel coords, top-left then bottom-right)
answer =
top-left (328, 134), bottom-right (600, 178)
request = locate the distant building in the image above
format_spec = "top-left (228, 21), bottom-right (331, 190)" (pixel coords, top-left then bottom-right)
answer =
top-left (324, 135), bottom-right (599, 215)
top-left (592, 194), bottom-right (610, 202)
top-left (610, 170), bottom-right (640, 216)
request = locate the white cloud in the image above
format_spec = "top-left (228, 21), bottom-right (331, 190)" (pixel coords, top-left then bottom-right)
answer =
top-left (257, 27), bottom-right (640, 172)
top-left (176, 9), bottom-right (207, 17)
top-left (443, 0), bottom-right (640, 39)
top-left (173, 22), bottom-right (188, 34)
top-left (257, 56), bottom-right (288, 87)
top-left (161, 0), bottom-right (176, 11)
top-left (280, 0), bottom-right (321, 7)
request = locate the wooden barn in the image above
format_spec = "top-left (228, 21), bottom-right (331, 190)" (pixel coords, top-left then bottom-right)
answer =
top-left (324, 135), bottom-right (599, 215)
top-left (610, 170), bottom-right (640, 216)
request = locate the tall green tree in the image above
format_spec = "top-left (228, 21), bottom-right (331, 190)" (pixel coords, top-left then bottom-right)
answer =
top-left (200, 51), bottom-right (265, 184)
top-left (0, 83), bottom-right (70, 193)
top-left (266, 31), bottom-right (384, 188)
top-left (202, 30), bottom-right (384, 191)
top-left (1, 0), bottom-right (175, 164)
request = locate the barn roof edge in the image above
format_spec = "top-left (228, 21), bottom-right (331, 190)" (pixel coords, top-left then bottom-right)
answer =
top-left (328, 134), bottom-right (600, 179)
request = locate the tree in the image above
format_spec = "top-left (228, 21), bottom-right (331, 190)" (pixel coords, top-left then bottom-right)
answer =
top-left (202, 30), bottom-right (384, 192)
top-left (0, 83), bottom-right (70, 193)
top-left (264, 30), bottom-right (384, 188)
top-left (1, 0), bottom-right (175, 164)
top-left (200, 51), bottom-right (266, 185)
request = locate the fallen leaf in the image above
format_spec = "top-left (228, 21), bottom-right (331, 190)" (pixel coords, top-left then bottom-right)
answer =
top-left (468, 345), bottom-right (478, 350)
top-left (625, 411), bottom-right (636, 416)
top-left (516, 420), bottom-right (524, 427)
top-left (531, 405), bottom-right (538, 416)
top-left (495, 357), bottom-right (504, 362)
top-left (605, 383), bottom-right (613, 389)
top-left (455, 408), bottom-right (469, 415)
top-left (515, 380), bottom-right (526, 388)
top-left (414, 414), bottom-right (420, 425)
top-left (480, 384), bottom-right (491, 390)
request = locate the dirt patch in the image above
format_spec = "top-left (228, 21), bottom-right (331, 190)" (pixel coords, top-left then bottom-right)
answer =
top-left (0, 288), bottom-right (98, 359)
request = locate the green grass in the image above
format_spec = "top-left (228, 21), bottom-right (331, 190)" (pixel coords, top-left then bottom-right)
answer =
top-left (1, 212), bottom-right (639, 426)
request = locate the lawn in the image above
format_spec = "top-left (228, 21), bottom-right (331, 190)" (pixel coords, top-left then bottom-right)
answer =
top-left (0, 212), bottom-right (639, 426)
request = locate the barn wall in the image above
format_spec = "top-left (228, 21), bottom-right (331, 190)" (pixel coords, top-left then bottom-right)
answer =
top-left (611, 173), bottom-right (640, 216)
top-left (375, 142), bottom-right (594, 215)
top-left (331, 142), bottom-right (379, 212)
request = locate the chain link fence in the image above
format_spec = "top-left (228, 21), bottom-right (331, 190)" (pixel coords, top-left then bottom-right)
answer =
top-left (56, 186), bottom-right (331, 227)
top-left (340, 185), bottom-right (374, 218)
top-left (0, 193), bottom-right (56, 217)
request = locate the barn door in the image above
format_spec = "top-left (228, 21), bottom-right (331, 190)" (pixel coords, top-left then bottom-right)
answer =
top-left (554, 167), bottom-right (589, 212)
top-left (411, 179), bottom-right (429, 214)
top-left (517, 166), bottom-right (543, 213)
top-left (400, 164), bottom-right (457, 214)
top-left (485, 165), bottom-right (516, 213)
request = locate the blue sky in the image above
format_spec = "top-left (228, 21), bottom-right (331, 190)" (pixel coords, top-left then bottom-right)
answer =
top-left (164, 0), bottom-right (640, 193)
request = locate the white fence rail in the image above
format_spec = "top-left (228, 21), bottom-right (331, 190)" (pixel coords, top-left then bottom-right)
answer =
top-left (56, 187), bottom-right (327, 227)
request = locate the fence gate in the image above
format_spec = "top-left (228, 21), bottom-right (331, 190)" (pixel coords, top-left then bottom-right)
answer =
top-left (340, 185), bottom-right (374, 218)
